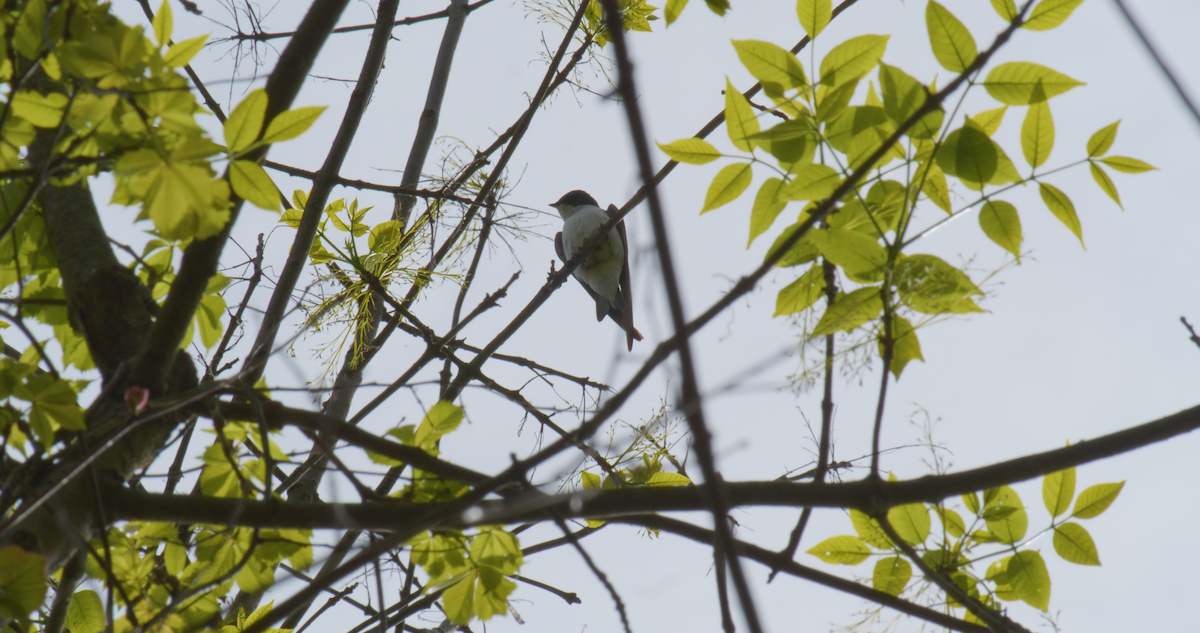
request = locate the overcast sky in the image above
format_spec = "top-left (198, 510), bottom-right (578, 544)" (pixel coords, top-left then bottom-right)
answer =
top-left (100, 1), bottom-right (1200, 631)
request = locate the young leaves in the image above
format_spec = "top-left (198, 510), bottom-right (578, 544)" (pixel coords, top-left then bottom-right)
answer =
top-left (702, 163), bottom-right (753, 212)
top-left (797, 0), bottom-right (832, 39)
top-left (1023, 0), bottom-right (1086, 31)
top-left (1021, 88), bottom-right (1054, 169)
top-left (983, 62), bottom-right (1083, 105)
top-left (979, 200), bottom-right (1022, 261)
top-left (819, 35), bottom-right (889, 87)
top-left (732, 40), bottom-right (808, 92)
top-left (1038, 182), bottom-right (1083, 246)
top-left (658, 138), bottom-right (721, 164)
top-left (926, 1), bottom-right (977, 73)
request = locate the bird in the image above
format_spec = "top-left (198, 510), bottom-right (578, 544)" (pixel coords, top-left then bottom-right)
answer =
top-left (550, 190), bottom-right (643, 351)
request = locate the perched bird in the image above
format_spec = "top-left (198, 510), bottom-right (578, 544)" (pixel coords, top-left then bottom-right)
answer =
top-left (550, 190), bottom-right (643, 351)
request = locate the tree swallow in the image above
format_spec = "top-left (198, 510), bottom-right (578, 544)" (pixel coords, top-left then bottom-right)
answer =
top-left (551, 190), bottom-right (643, 350)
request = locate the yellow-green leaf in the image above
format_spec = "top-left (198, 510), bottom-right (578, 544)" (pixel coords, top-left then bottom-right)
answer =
top-left (970, 106), bottom-right (1007, 137)
top-left (153, 0), bottom-right (173, 46)
top-left (1043, 467), bottom-right (1075, 517)
top-left (225, 89), bottom-right (268, 153)
top-left (11, 90), bottom-right (68, 128)
top-left (1086, 121), bottom-right (1119, 157)
top-left (1071, 481), bottom-right (1123, 519)
top-left (658, 138), bottom-right (721, 164)
top-left (882, 315), bottom-right (923, 377)
top-left (1053, 522), bottom-right (1100, 565)
top-left (665, 0), bottom-right (687, 24)
top-left (414, 400), bottom-right (464, 449)
top-left (702, 163), bottom-right (753, 213)
top-left (979, 200), bottom-right (1022, 260)
top-left (261, 106), bottom-right (326, 145)
top-left (878, 63), bottom-right (926, 126)
top-left (1090, 162), bottom-right (1121, 208)
top-left (782, 163), bottom-right (840, 201)
top-left (919, 163), bottom-right (952, 213)
top-left (230, 160), bottom-right (281, 212)
top-left (725, 78), bottom-right (760, 151)
top-left (0, 545), bottom-right (48, 620)
top-left (65, 590), bottom-right (105, 633)
top-left (990, 0), bottom-right (1018, 21)
top-left (732, 40), bottom-right (807, 91)
top-left (1038, 182), bottom-right (1082, 247)
top-left (1023, 0), bottom-right (1085, 31)
top-left (983, 62), bottom-right (1083, 105)
top-left (165, 34), bottom-right (207, 68)
top-left (774, 264), bottom-right (825, 316)
top-left (819, 34), bottom-right (889, 87)
top-left (872, 556), bottom-right (912, 596)
top-left (926, 1), bottom-right (977, 73)
top-left (748, 177), bottom-right (788, 246)
top-left (1098, 156), bottom-right (1156, 174)
top-left (796, 0), bottom-right (832, 39)
top-left (1007, 550), bottom-right (1050, 611)
top-left (984, 485), bottom-right (1027, 544)
top-left (850, 509), bottom-right (893, 548)
top-left (888, 503), bottom-right (931, 545)
top-left (933, 506), bottom-right (965, 537)
top-left (806, 535), bottom-right (870, 564)
top-left (807, 228), bottom-right (887, 281)
top-left (812, 287), bottom-right (883, 336)
top-left (937, 125), bottom-right (1020, 189)
top-left (1021, 89), bottom-right (1054, 168)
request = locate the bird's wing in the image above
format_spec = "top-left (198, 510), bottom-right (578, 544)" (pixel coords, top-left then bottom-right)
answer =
top-left (558, 229), bottom-right (609, 322)
top-left (608, 204), bottom-right (642, 350)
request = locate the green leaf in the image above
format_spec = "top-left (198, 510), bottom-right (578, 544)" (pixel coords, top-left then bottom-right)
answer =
top-left (819, 34), bottom-right (890, 87)
top-left (933, 506), bottom-right (965, 537)
top-left (11, 90), bottom-right (68, 128)
top-left (850, 509), bottom-right (893, 548)
top-left (153, 0), bottom-right (173, 46)
top-left (1072, 481), bottom-right (1123, 519)
top-left (0, 545), bottom-right (47, 620)
top-left (224, 89), bottom-right (268, 153)
top-left (196, 293), bottom-right (226, 348)
top-left (807, 535), bottom-right (871, 564)
top-left (1023, 0), bottom-right (1086, 31)
top-left (658, 138), bottom-right (721, 164)
top-left (878, 63), bottom-right (927, 126)
top-left (1007, 550), bottom-right (1051, 611)
top-left (1087, 121), bottom-right (1119, 157)
top-left (230, 160), bottom-right (281, 212)
top-left (1098, 156), bottom-right (1156, 174)
top-left (882, 315), bottom-right (923, 378)
top-left (1090, 162), bottom-right (1121, 208)
top-left (782, 163), bottom-right (841, 201)
top-left (1053, 522), bottom-right (1101, 565)
top-left (748, 178), bottom-right (788, 246)
top-left (702, 163), bottom-right (753, 212)
top-left (725, 78), bottom-right (760, 151)
top-left (1021, 89), bottom-right (1054, 168)
top-left (984, 485), bottom-right (1028, 544)
top-left (984, 62), bottom-right (1083, 105)
top-left (664, 0), bottom-right (687, 25)
top-left (164, 34), bottom-right (207, 68)
top-left (732, 40), bottom-right (807, 92)
top-left (26, 375), bottom-right (86, 437)
top-left (917, 163), bottom-right (951, 213)
top-left (979, 200), bottom-right (1022, 261)
top-left (261, 106), bottom-right (326, 145)
top-left (825, 105), bottom-right (887, 151)
top-left (807, 228), bottom-right (888, 281)
top-left (1038, 182), bottom-right (1083, 246)
top-left (895, 254), bottom-right (983, 315)
top-left (796, 0), bottom-right (832, 39)
top-left (767, 221), bottom-right (819, 267)
top-left (937, 125), bottom-right (1020, 189)
top-left (815, 80), bottom-right (858, 123)
top-left (990, 0), bottom-right (1018, 21)
top-left (963, 491), bottom-right (980, 515)
top-left (414, 400), bottom-right (465, 449)
top-left (887, 503), bottom-right (931, 545)
top-left (774, 264), bottom-right (825, 316)
top-left (872, 556), bottom-right (912, 596)
top-left (704, 0), bottom-right (729, 16)
top-left (812, 287), bottom-right (883, 336)
top-left (970, 106), bottom-right (1008, 136)
top-left (1042, 467), bottom-right (1075, 517)
top-left (66, 590), bottom-right (105, 633)
top-left (926, 1), bottom-right (977, 73)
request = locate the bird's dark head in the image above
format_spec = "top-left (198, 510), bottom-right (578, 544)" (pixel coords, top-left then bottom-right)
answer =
top-left (551, 190), bottom-right (599, 209)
